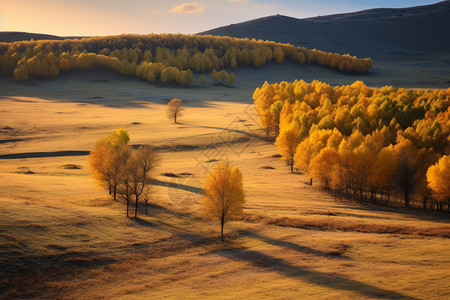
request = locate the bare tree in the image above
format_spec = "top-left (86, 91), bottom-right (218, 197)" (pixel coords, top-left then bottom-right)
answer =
top-left (127, 146), bottom-right (159, 217)
top-left (116, 152), bottom-right (133, 216)
top-left (142, 185), bottom-right (152, 215)
top-left (167, 98), bottom-right (184, 124)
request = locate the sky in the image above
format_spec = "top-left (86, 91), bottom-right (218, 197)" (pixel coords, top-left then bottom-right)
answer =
top-left (0, 0), bottom-right (442, 36)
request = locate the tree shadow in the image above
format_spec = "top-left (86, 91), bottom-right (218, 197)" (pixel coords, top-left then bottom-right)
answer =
top-left (0, 150), bottom-right (90, 160)
top-left (132, 206), bottom-right (417, 299)
top-left (150, 178), bottom-right (203, 195)
top-left (237, 230), bottom-right (351, 259)
top-left (0, 70), bottom-right (243, 109)
top-left (178, 122), bottom-right (266, 141)
top-left (214, 248), bottom-right (419, 300)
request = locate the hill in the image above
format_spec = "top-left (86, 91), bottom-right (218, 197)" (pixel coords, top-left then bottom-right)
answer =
top-left (0, 32), bottom-right (86, 43)
top-left (0, 31), bottom-right (72, 43)
top-left (200, 1), bottom-right (450, 59)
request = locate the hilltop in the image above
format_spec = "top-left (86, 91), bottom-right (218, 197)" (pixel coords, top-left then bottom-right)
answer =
top-left (1, 2), bottom-right (449, 88)
top-left (200, 1), bottom-right (450, 59)
top-left (0, 31), bottom-right (83, 43)
top-left (200, 1), bottom-right (450, 88)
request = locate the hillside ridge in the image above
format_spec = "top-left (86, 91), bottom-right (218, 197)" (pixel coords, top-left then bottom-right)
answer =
top-left (199, 1), bottom-right (450, 58)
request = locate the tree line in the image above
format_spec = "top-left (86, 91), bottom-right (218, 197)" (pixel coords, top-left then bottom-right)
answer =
top-left (1, 33), bottom-right (372, 85)
top-left (253, 79), bottom-right (449, 211)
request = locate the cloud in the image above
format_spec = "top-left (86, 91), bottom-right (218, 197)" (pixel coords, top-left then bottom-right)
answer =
top-left (169, 2), bottom-right (205, 13)
top-left (228, 0), bottom-right (248, 2)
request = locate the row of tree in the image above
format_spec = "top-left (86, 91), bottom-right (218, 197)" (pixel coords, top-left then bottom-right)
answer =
top-left (88, 128), bottom-right (245, 241)
top-left (11, 50), bottom-right (235, 87)
top-left (1, 33), bottom-right (373, 83)
top-left (253, 80), bottom-right (449, 210)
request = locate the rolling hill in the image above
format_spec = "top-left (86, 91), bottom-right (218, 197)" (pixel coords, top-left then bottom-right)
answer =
top-left (0, 31), bottom-right (65, 43)
top-left (0, 31), bottom-right (83, 43)
top-left (1, 1), bottom-right (449, 87)
top-left (200, 1), bottom-right (450, 59)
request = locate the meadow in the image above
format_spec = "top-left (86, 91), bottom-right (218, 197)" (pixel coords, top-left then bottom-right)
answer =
top-left (0, 66), bottom-right (449, 299)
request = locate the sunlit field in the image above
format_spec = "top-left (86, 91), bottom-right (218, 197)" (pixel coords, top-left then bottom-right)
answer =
top-left (1, 69), bottom-right (449, 299)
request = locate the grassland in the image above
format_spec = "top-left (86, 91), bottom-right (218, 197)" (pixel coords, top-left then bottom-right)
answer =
top-left (1, 69), bottom-right (449, 299)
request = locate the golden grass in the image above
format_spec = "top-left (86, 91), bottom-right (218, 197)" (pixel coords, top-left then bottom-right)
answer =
top-left (262, 215), bottom-right (450, 237)
top-left (1, 79), bottom-right (449, 299)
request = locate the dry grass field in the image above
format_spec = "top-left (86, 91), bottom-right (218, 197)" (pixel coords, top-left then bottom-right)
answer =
top-left (1, 70), bottom-right (449, 299)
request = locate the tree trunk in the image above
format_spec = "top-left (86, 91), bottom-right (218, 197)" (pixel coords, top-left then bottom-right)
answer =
top-left (310, 178), bottom-right (312, 186)
top-left (404, 183), bottom-right (409, 207)
top-left (290, 158), bottom-right (293, 173)
top-left (221, 218), bottom-right (224, 242)
top-left (145, 202), bottom-right (148, 215)
top-left (135, 194), bottom-right (138, 218)
top-left (113, 185), bottom-right (117, 201)
top-left (108, 184), bottom-right (112, 195)
top-left (126, 200), bottom-right (129, 217)
top-left (174, 114), bottom-right (177, 124)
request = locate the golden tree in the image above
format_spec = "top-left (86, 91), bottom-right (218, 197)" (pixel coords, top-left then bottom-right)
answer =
top-left (393, 137), bottom-right (419, 207)
top-left (225, 72), bottom-right (235, 87)
top-left (273, 46), bottom-right (284, 64)
top-left (427, 155), bottom-right (450, 207)
top-left (88, 128), bottom-right (131, 201)
top-left (200, 75), bottom-right (207, 86)
top-left (310, 147), bottom-right (339, 189)
top-left (203, 162), bottom-right (245, 241)
top-left (275, 121), bottom-right (301, 173)
top-left (368, 146), bottom-right (396, 203)
top-left (167, 98), bottom-right (184, 124)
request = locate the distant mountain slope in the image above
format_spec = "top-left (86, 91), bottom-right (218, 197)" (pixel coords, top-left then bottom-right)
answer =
top-left (0, 32), bottom-right (84, 43)
top-left (199, 1), bottom-right (450, 59)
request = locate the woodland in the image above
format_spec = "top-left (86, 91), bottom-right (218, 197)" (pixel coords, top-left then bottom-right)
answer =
top-left (254, 80), bottom-right (449, 210)
top-left (0, 34), bottom-right (372, 85)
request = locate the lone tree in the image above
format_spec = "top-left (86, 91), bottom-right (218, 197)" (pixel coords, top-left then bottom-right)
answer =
top-left (167, 98), bottom-right (184, 124)
top-left (203, 161), bottom-right (245, 241)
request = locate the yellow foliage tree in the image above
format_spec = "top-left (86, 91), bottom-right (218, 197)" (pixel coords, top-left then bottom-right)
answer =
top-left (310, 147), bottom-right (339, 189)
top-left (273, 46), bottom-right (284, 64)
top-left (88, 128), bottom-right (131, 201)
top-left (203, 162), bottom-right (245, 241)
top-left (275, 121), bottom-right (301, 173)
top-left (427, 155), bottom-right (450, 205)
top-left (368, 146), bottom-right (396, 203)
top-left (393, 137), bottom-right (419, 207)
